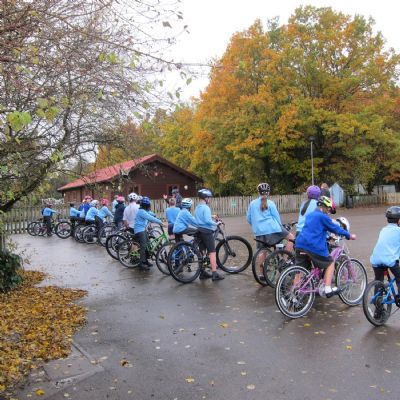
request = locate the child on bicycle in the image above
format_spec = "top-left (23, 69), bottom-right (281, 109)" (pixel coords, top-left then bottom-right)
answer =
top-left (296, 185), bottom-right (321, 235)
top-left (195, 189), bottom-right (224, 281)
top-left (165, 197), bottom-right (180, 240)
top-left (69, 203), bottom-right (80, 230)
top-left (85, 200), bottom-right (99, 224)
top-left (97, 199), bottom-right (113, 228)
top-left (295, 196), bottom-right (356, 297)
top-left (42, 203), bottom-right (57, 236)
top-left (370, 206), bottom-right (400, 297)
top-left (173, 198), bottom-right (198, 242)
top-left (114, 196), bottom-right (126, 229)
top-left (134, 196), bottom-right (164, 270)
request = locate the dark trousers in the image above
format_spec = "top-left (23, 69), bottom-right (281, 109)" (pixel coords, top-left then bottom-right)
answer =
top-left (174, 227), bottom-right (198, 243)
top-left (43, 216), bottom-right (52, 236)
top-left (374, 264), bottom-right (400, 291)
top-left (136, 231), bottom-right (149, 263)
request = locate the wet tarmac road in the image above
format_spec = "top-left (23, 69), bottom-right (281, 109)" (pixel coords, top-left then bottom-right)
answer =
top-left (12, 206), bottom-right (400, 400)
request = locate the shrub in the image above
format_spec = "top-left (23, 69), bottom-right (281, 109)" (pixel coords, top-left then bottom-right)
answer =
top-left (0, 250), bottom-right (23, 292)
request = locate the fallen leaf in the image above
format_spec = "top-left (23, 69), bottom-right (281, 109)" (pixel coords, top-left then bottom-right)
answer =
top-left (219, 323), bottom-right (229, 328)
top-left (35, 389), bottom-right (45, 396)
top-left (247, 384), bottom-right (255, 390)
top-left (120, 359), bottom-right (132, 367)
top-left (185, 377), bottom-right (195, 383)
top-left (240, 371), bottom-right (247, 376)
top-left (303, 323), bottom-right (311, 327)
top-left (346, 345), bottom-right (352, 350)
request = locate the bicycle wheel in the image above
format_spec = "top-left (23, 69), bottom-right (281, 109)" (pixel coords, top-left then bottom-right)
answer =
top-left (336, 258), bottom-right (367, 306)
top-left (105, 233), bottom-right (127, 260)
top-left (27, 222), bottom-right (38, 236)
top-left (167, 242), bottom-right (202, 283)
top-left (74, 224), bottom-right (86, 242)
top-left (252, 247), bottom-right (271, 286)
top-left (216, 236), bottom-right (252, 273)
top-left (82, 225), bottom-right (98, 244)
top-left (263, 249), bottom-right (295, 288)
top-left (275, 266), bottom-right (315, 319)
top-left (363, 280), bottom-right (392, 326)
top-left (155, 242), bottom-right (174, 275)
top-left (34, 221), bottom-right (46, 236)
top-left (117, 238), bottom-right (141, 268)
top-left (55, 221), bottom-right (72, 239)
top-left (98, 224), bottom-right (116, 247)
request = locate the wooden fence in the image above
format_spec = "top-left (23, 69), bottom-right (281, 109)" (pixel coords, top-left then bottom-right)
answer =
top-left (2, 192), bottom-right (398, 235)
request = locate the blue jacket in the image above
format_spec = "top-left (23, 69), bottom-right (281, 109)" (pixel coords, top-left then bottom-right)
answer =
top-left (165, 207), bottom-right (180, 224)
top-left (134, 208), bottom-right (162, 234)
top-left (98, 206), bottom-right (113, 221)
top-left (296, 199), bottom-right (318, 233)
top-left (114, 203), bottom-right (125, 224)
top-left (42, 207), bottom-right (57, 217)
top-left (295, 209), bottom-right (350, 257)
top-left (69, 207), bottom-right (80, 217)
top-left (173, 209), bottom-right (198, 234)
top-left (370, 224), bottom-right (400, 267)
top-left (85, 207), bottom-right (98, 222)
top-left (246, 198), bottom-right (282, 236)
top-left (195, 203), bottom-right (216, 231)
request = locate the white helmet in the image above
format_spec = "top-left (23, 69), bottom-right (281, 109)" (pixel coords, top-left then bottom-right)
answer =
top-left (128, 192), bottom-right (139, 202)
top-left (336, 217), bottom-right (350, 231)
top-left (181, 198), bottom-right (193, 209)
top-left (90, 200), bottom-right (99, 207)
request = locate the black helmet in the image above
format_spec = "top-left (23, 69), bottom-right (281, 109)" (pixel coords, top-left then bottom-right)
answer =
top-left (257, 182), bottom-right (270, 195)
top-left (386, 206), bottom-right (400, 220)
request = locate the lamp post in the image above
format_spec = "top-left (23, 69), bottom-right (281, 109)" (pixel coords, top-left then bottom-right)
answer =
top-left (310, 136), bottom-right (315, 185)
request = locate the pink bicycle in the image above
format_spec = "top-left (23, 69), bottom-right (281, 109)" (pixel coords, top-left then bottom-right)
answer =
top-left (275, 235), bottom-right (367, 318)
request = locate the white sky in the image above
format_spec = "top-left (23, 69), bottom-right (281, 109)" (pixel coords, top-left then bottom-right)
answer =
top-left (167, 0), bottom-right (400, 100)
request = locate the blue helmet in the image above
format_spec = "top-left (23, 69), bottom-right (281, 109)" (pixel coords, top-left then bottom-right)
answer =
top-left (140, 196), bottom-right (151, 206)
top-left (198, 188), bottom-right (212, 199)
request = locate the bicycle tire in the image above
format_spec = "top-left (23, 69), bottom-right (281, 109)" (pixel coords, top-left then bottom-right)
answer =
top-left (216, 236), bottom-right (252, 273)
top-left (275, 265), bottom-right (315, 319)
top-left (82, 225), bottom-right (98, 244)
top-left (155, 242), bottom-right (173, 275)
top-left (27, 222), bottom-right (38, 236)
top-left (263, 249), bottom-right (295, 288)
top-left (336, 258), bottom-right (367, 306)
top-left (363, 280), bottom-right (392, 326)
top-left (117, 238), bottom-right (141, 268)
top-left (252, 247), bottom-right (272, 286)
top-left (55, 221), bottom-right (72, 239)
top-left (98, 224), bottom-right (116, 247)
top-left (34, 221), bottom-right (46, 236)
top-left (167, 241), bottom-right (202, 283)
top-left (74, 224), bottom-right (86, 243)
top-left (105, 233), bottom-right (127, 260)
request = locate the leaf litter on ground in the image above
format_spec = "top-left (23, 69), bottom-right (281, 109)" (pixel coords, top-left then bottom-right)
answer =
top-left (0, 270), bottom-right (87, 395)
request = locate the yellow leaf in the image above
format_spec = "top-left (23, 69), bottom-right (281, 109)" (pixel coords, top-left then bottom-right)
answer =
top-left (346, 345), bottom-right (352, 350)
top-left (219, 323), bottom-right (229, 328)
top-left (35, 389), bottom-right (45, 396)
top-left (303, 323), bottom-right (311, 327)
top-left (240, 371), bottom-right (247, 376)
top-left (185, 377), bottom-right (195, 383)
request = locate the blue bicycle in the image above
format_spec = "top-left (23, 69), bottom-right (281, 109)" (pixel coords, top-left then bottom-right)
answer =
top-left (363, 268), bottom-right (400, 326)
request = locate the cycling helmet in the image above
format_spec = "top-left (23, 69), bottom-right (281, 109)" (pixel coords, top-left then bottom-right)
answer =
top-left (181, 198), bottom-right (193, 209)
top-left (336, 216), bottom-right (350, 231)
top-left (257, 182), bottom-right (270, 195)
top-left (116, 196), bottom-right (125, 203)
top-left (140, 196), bottom-right (151, 206)
top-left (317, 196), bottom-right (332, 209)
top-left (198, 188), bottom-right (213, 199)
top-left (90, 200), bottom-right (99, 207)
top-left (386, 206), bottom-right (400, 220)
top-left (306, 185), bottom-right (321, 200)
top-left (101, 198), bottom-right (109, 206)
top-left (128, 192), bottom-right (138, 202)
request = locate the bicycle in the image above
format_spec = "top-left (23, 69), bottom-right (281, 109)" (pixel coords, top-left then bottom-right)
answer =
top-left (251, 222), bottom-right (297, 286)
top-left (167, 220), bottom-right (252, 283)
top-left (275, 240), bottom-right (367, 319)
top-left (117, 227), bottom-right (169, 268)
top-left (363, 268), bottom-right (400, 326)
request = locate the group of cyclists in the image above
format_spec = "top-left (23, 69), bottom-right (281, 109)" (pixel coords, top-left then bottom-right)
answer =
top-left (39, 179), bottom-right (400, 322)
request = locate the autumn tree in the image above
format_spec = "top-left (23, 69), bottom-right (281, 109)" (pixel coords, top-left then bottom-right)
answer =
top-left (0, 0), bottom-right (186, 212)
top-left (166, 7), bottom-right (400, 194)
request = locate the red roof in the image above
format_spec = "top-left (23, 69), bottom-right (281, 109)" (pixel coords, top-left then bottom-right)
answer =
top-left (58, 154), bottom-right (201, 191)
